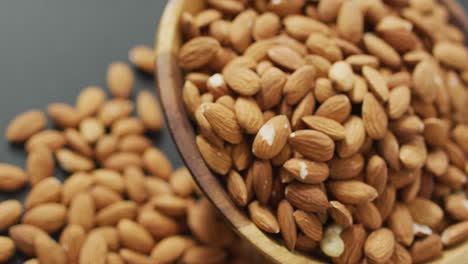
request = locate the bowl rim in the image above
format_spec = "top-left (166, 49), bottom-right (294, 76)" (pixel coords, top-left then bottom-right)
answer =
top-left (155, 0), bottom-right (468, 263)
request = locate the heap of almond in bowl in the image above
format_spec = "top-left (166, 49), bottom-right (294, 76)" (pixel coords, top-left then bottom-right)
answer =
top-left (178, 0), bottom-right (468, 263)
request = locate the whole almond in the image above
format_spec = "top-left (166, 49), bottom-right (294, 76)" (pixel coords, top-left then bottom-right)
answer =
top-left (95, 135), bottom-right (119, 162)
top-left (92, 227), bottom-right (120, 251)
top-left (256, 67), bottom-right (286, 110)
top-left (317, 0), bottom-right (342, 22)
top-left (283, 65), bottom-right (316, 105)
top-left (363, 33), bottom-right (401, 68)
top-left (118, 134), bottom-right (151, 154)
top-left (179, 37), bottom-right (221, 70)
top-left (387, 85), bottom-right (411, 119)
top-left (328, 201), bottom-right (353, 228)
top-left (294, 210), bottom-right (323, 241)
top-left (285, 182), bottom-right (329, 213)
top-left (143, 147), bottom-right (173, 180)
top-left (346, 55), bottom-right (379, 70)
top-left (128, 45), bottom-right (155, 74)
top-left (302, 116), bottom-right (345, 140)
top-left (441, 221), bottom-right (468, 247)
top-left (68, 192), bottom-right (95, 231)
top-left (34, 233), bottom-right (67, 264)
top-left (267, 45), bottom-right (304, 71)
top-left (248, 201), bottom-right (280, 234)
top-left (251, 159), bottom-right (273, 205)
top-left (433, 41), bottom-right (468, 70)
top-left (364, 228), bottom-right (395, 263)
top-left (412, 60), bottom-right (441, 103)
top-left (231, 139), bottom-right (252, 170)
top-left (252, 115), bottom-right (291, 160)
top-left (365, 155), bottom-right (388, 195)
top-left (362, 93), bottom-right (388, 139)
top-left (408, 198), bottom-right (443, 229)
top-left (80, 117), bottom-right (105, 143)
top-left (76, 86), bottom-right (106, 117)
top-left (283, 15), bottom-right (330, 41)
top-left (195, 9), bottom-right (222, 28)
top-left (201, 102), bottom-right (243, 144)
top-left (89, 186), bottom-right (122, 210)
top-left (137, 90), bottom-right (163, 131)
top-left (253, 12), bottom-right (280, 40)
top-left (315, 94), bottom-right (351, 123)
top-left (235, 97), bottom-right (264, 134)
top-left (117, 219), bottom-right (154, 254)
top-left (48, 103), bottom-right (81, 128)
top-left (9, 224), bottom-right (47, 256)
top-left (333, 224), bottom-right (366, 264)
top-left (337, 0), bottom-right (363, 43)
top-left (329, 154), bottom-right (364, 180)
top-left (182, 80), bottom-right (202, 116)
top-left (5, 110), bottom-right (46, 142)
top-left (98, 99), bottom-right (133, 126)
top-left (25, 130), bottom-right (66, 152)
top-left (329, 61), bottom-right (354, 92)
top-left (338, 116), bottom-right (366, 158)
top-left (79, 231), bottom-right (108, 264)
top-left (314, 78), bottom-right (335, 103)
top-left (187, 198), bottom-right (221, 245)
top-left (93, 169), bottom-right (125, 194)
top-left (150, 236), bottom-right (195, 263)
top-left (151, 194), bottom-right (188, 217)
top-left (306, 33), bottom-right (342, 62)
top-left (289, 130), bottom-right (335, 162)
top-left (22, 203), bottom-right (67, 233)
top-left (277, 200), bottom-right (297, 251)
top-left (362, 66), bottom-right (389, 102)
top-left (96, 201), bottom-right (137, 226)
top-left (107, 62), bottom-right (134, 98)
top-left (111, 117), bottom-right (144, 137)
top-left (0, 236), bottom-right (15, 263)
top-left (196, 135), bottom-right (232, 175)
top-left (445, 194), bottom-right (468, 221)
top-left (354, 202), bottom-right (382, 230)
top-left (123, 166), bottom-right (148, 203)
top-left (104, 152), bottom-right (142, 172)
top-left (284, 158), bottom-right (329, 184)
top-left (59, 225), bottom-right (86, 264)
top-left (0, 163), bottom-right (28, 192)
top-left (410, 235), bottom-right (443, 263)
top-left (227, 170), bottom-right (248, 207)
top-left (64, 129), bottom-right (94, 157)
top-left (224, 67), bottom-right (261, 97)
top-left (0, 200), bottom-right (23, 232)
top-left (25, 178), bottom-right (62, 209)
top-left (328, 180), bottom-right (378, 204)
top-left (56, 149), bottom-right (95, 172)
top-left (388, 203), bottom-right (414, 246)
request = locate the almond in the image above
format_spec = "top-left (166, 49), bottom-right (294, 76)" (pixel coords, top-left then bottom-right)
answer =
top-left (408, 198), bottom-right (443, 229)
top-left (329, 154), bottom-right (364, 180)
top-left (388, 203), bottom-right (414, 246)
top-left (267, 45), bottom-right (304, 71)
top-left (48, 103), bottom-right (82, 128)
top-left (95, 135), bottom-right (119, 162)
top-left (22, 203), bottom-right (67, 233)
top-left (76, 86), bottom-right (106, 117)
top-left (285, 182), bottom-right (329, 213)
top-left (289, 130), bottom-right (335, 162)
top-left (89, 186), bottom-right (122, 210)
top-left (365, 155), bottom-right (388, 195)
top-left (302, 115), bottom-right (345, 140)
top-left (124, 166), bottom-right (148, 203)
top-left (195, 9), bottom-right (222, 28)
top-left (34, 233), bottom-right (67, 264)
top-left (0, 163), bottom-right (28, 192)
top-left (387, 85), bottom-right (411, 119)
top-left (346, 55), bottom-right (379, 70)
top-left (25, 178), bottom-right (62, 209)
top-left (79, 231), bottom-right (108, 264)
top-left (362, 66), bottom-right (389, 102)
top-left (5, 110), bottom-right (46, 142)
top-left (68, 192), bottom-right (95, 231)
top-left (363, 33), bottom-right (401, 68)
top-left (59, 225), bottom-right (86, 264)
top-left (107, 62), bottom-right (134, 98)
top-left (317, 0), bottom-right (342, 22)
top-left (277, 200), bottom-right (297, 251)
top-left (248, 201), bottom-right (280, 234)
top-left (256, 67), bottom-right (286, 110)
top-left (251, 159), bottom-right (272, 205)
top-left (253, 12), bottom-right (280, 40)
top-left (98, 99), bottom-right (133, 126)
top-left (231, 140), bottom-right (252, 171)
top-left (314, 78), bottom-right (336, 103)
top-left (333, 224), bottom-right (366, 264)
top-left (0, 236), bottom-right (15, 263)
top-left (25, 130), bottom-right (66, 152)
top-left (128, 45), bottom-right (155, 74)
top-left (338, 116), bottom-right (366, 158)
top-left (0, 200), bottom-right (22, 232)
top-left (234, 97), bottom-right (263, 134)
top-left (445, 194), bottom-right (468, 221)
top-left (315, 94), bottom-right (351, 123)
top-left (196, 135), bottom-right (232, 175)
top-left (453, 124), bottom-right (468, 154)
top-left (354, 202), bottom-right (382, 230)
top-left (201, 102), bottom-right (243, 144)
top-left (441, 221), bottom-right (468, 247)
top-left (56, 149), bottom-right (95, 172)
top-left (151, 194), bottom-right (188, 217)
top-left (117, 219), bottom-right (154, 254)
top-left (227, 170), bottom-right (248, 207)
top-left (80, 117), bottom-right (105, 143)
top-left (64, 129), bottom-right (94, 157)
top-left (306, 33), bottom-right (343, 62)
top-left (104, 152), bottom-right (142, 172)
top-left (433, 41), bottom-right (468, 70)
top-left (412, 60), bottom-right (442, 103)
top-left (283, 158), bottom-right (329, 184)
top-left (329, 61), bottom-right (354, 92)
top-left (96, 201), bottom-right (137, 226)
top-left (364, 228), bottom-right (395, 263)
top-left (291, 92), bottom-right (316, 130)
top-left (137, 90), bottom-right (163, 131)
top-left (283, 15), bottom-right (330, 41)
top-left (328, 201), bottom-right (353, 228)
top-left (138, 210), bottom-right (179, 240)
top-left (337, 0), bottom-right (363, 43)
top-left (150, 236), bottom-right (195, 263)
top-left (252, 115), bottom-right (291, 159)
top-left (118, 134), bottom-right (151, 154)
top-left (377, 131), bottom-right (400, 171)
top-left (93, 169), bottom-right (125, 194)
top-left (294, 210), bottom-right (323, 241)
top-left (328, 180), bottom-right (378, 204)
top-left (410, 235), bottom-right (443, 263)
top-left (362, 93), bottom-right (388, 139)
top-left (179, 37), bottom-right (221, 70)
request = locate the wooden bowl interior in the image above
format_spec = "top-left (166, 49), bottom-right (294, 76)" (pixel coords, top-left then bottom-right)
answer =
top-left (155, 0), bottom-right (468, 263)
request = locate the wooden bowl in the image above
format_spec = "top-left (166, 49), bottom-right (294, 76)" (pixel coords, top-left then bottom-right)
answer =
top-left (155, 1), bottom-right (468, 263)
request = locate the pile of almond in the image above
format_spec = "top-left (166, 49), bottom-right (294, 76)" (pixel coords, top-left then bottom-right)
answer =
top-left (179, 0), bottom-right (468, 263)
top-left (0, 45), bottom-right (265, 264)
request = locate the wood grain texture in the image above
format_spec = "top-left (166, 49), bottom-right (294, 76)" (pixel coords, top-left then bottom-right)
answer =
top-left (155, 0), bottom-right (468, 263)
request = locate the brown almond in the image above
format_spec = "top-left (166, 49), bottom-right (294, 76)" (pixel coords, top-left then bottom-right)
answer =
top-left (179, 37), bottom-right (220, 70)
top-left (328, 180), bottom-right (378, 204)
top-left (118, 134), bottom-right (152, 154)
top-left (285, 182), bottom-right (329, 213)
top-left (98, 99), bottom-right (133, 126)
top-left (76, 86), bottom-right (106, 117)
top-left (64, 129), bottom-right (94, 157)
top-left (364, 228), bottom-right (395, 263)
top-left (354, 202), bottom-right (382, 230)
top-left (95, 135), bottom-right (119, 162)
top-left (433, 41), bottom-right (468, 70)
top-left (410, 235), bottom-right (443, 263)
top-left (294, 210), bottom-right (323, 241)
top-left (138, 210), bottom-right (179, 240)
top-left (0, 200), bottom-right (23, 232)
top-left (284, 158), bottom-right (329, 184)
top-left (289, 130), bottom-right (335, 162)
top-left (183, 246), bottom-right (227, 264)
top-left (104, 152), bottom-right (142, 172)
top-left (388, 203), bottom-right (414, 246)
top-left (107, 62), bottom-right (134, 98)
top-left (124, 166), bottom-right (148, 203)
top-left (96, 201), bottom-right (137, 226)
top-left (137, 90), bottom-right (163, 131)
top-left (128, 45), bottom-right (155, 74)
top-left (252, 115), bottom-right (291, 159)
top-left (201, 103), bottom-right (243, 144)
top-left (196, 135), bottom-right (232, 175)
top-left (412, 60), bottom-right (442, 103)
top-left (93, 169), bottom-right (125, 194)
top-left (59, 225), bottom-right (86, 264)
top-left (328, 201), bottom-right (353, 228)
top-left (329, 154), bottom-right (364, 180)
top-left (252, 159), bottom-right (273, 205)
top-left (277, 200), bottom-right (297, 251)
top-left (302, 115), bottom-right (345, 140)
top-left (284, 15), bottom-right (329, 40)
top-left (80, 117), bottom-right (105, 143)
top-left (143, 147), bottom-right (173, 180)
top-left (408, 198), bottom-right (443, 229)
top-left (362, 93), bottom-right (388, 139)
top-left (22, 203), bottom-right (67, 233)
top-left (306, 33), bottom-right (343, 62)
top-left (25, 130), bottom-right (66, 152)
top-left (337, 0), bottom-right (363, 43)
top-left (387, 85), bottom-right (411, 119)
top-left (26, 146), bottom-right (55, 186)
top-left (227, 170), bottom-right (248, 207)
top-left (248, 201), bottom-right (280, 234)
top-left (362, 66), bottom-right (389, 102)
top-left (363, 33), bottom-right (401, 68)
top-left (333, 224), bottom-right (366, 264)
top-left (117, 219), bottom-right (154, 254)
top-left (48, 103), bottom-right (82, 128)
top-left (150, 236), bottom-right (195, 263)
top-left (267, 45), bottom-right (304, 71)
top-left (329, 61), bottom-right (354, 92)
top-left (253, 12), bottom-right (280, 40)
top-left (25, 178), bottom-right (62, 209)
top-left (34, 233), bottom-right (67, 264)
top-left (79, 231), bottom-right (108, 264)
top-left (89, 186), bottom-right (122, 210)
top-left (256, 67), bottom-right (286, 110)
top-left (0, 236), bottom-right (15, 263)
top-left (56, 149), bottom-right (95, 172)
top-left (151, 195), bottom-right (188, 217)
top-left (441, 221), bottom-right (468, 247)
top-left (315, 94), bottom-right (351, 123)
top-left (5, 110), bottom-right (46, 142)
top-left (338, 116), bottom-right (366, 158)
top-left (68, 192), bottom-right (95, 231)
top-left (0, 163), bottom-right (28, 192)
top-left (9, 224), bottom-right (47, 256)
top-left (365, 155), bottom-right (388, 195)
top-left (234, 97), bottom-right (263, 134)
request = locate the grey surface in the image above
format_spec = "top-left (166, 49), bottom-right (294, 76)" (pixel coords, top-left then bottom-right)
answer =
top-left (0, 1), bottom-right (178, 262)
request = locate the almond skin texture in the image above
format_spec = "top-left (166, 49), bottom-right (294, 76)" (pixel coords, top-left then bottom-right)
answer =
top-left (364, 228), bottom-right (395, 263)
top-left (328, 180), bottom-right (378, 205)
top-left (407, 198), bottom-right (443, 229)
top-left (283, 158), bottom-right (329, 184)
top-left (0, 200), bottom-right (23, 232)
top-left (5, 110), bottom-right (46, 142)
top-left (315, 94), bottom-right (351, 123)
top-left (179, 37), bottom-right (221, 70)
top-left (362, 93), bottom-right (388, 140)
top-left (293, 210), bottom-right (323, 241)
top-left (224, 67), bottom-right (261, 96)
top-left (235, 97), bottom-right (263, 134)
top-left (277, 200), bottom-right (297, 251)
top-left (201, 102), bottom-right (243, 144)
top-left (302, 116), bottom-right (345, 140)
top-left (248, 201), bottom-right (280, 234)
top-left (283, 65), bottom-right (316, 105)
top-left (289, 130), bottom-right (335, 162)
top-left (25, 130), bottom-right (66, 152)
top-left (285, 182), bottom-right (329, 213)
top-left (252, 115), bottom-right (291, 159)
top-left (0, 163), bottom-right (28, 192)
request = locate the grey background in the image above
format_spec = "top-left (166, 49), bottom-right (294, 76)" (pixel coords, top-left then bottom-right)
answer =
top-left (0, 1), bottom-right (178, 262)
top-left (0, 0), bottom-right (467, 263)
